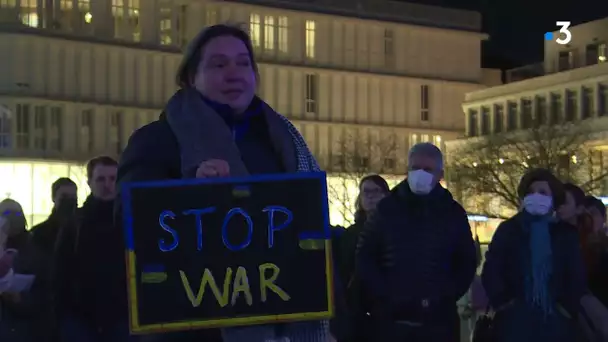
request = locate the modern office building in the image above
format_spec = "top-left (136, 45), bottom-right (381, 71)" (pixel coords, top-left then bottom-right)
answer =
top-left (0, 0), bottom-right (486, 225)
top-left (446, 17), bottom-right (608, 219)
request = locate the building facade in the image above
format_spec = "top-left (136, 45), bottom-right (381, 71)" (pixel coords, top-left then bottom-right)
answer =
top-left (0, 0), bottom-right (486, 226)
top-left (446, 17), bottom-right (608, 218)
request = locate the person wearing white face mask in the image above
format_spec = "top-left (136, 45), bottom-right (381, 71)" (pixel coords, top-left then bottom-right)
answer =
top-left (355, 143), bottom-right (477, 342)
top-left (480, 168), bottom-right (586, 342)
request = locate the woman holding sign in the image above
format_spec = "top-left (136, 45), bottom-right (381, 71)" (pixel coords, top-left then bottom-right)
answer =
top-left (117, 24), bottom-right (330, 342)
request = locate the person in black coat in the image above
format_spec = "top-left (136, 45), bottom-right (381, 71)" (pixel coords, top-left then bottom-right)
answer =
top-left (356, 143), bottom-right (476, 342)
top-left (481, 168), bottom-right (586, 342)
top-left (0, 199), bottom-right (53, 342)
top-left (53, 156), bottom-right (139, 342)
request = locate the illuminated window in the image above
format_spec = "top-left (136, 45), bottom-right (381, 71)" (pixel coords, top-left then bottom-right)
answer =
top-left (20, 0), bottom-right (38, 28)
top-left (112, 0), bottom-right (140, 42)
top-left (33, 106), bottom-right (46, 150)
top-left (109, 111), bottom-right (123, 154)
top-left (16, 104), bottom-right (30, 149)
top-left (305, 20), bottom-right (316, 59)
top-left (600, 43), bottom-right (607, 63)
top-left (49, 107), bottom-right (62, 151)
top-left (433, 135), bottom-right (442, 149)
top-left (159, 6), bottom-right (172, 45)
top-left (421, 134), bottom-right (430, 142)
top-left (420, 85), bottom-right (429, 121)
top-left (250, 14), bottom-right (261, 48)
top-left (79, 0), bottom-right (92, 25)
top-left (205, 8), bottom-right (217, 26)
top-left (384, 28), bottom-right (394, 67)
top-left (0, 105), bottom-right (11, 149)
top-left (0, 161), bottom-right (90, 227)
top-left (277, 17), bottom-right (288, 53)
top-left (0, 0), bottom-right (17, 8)
top-left (80, 109), bottom-right (93, 152)
top-left (410, 134), bottom-right (418, 147)
top-left (60, 0), bottom-right (73, 9)
top-left (264, 16), bottom-right (275, 50)
top-left (305, 74), bottom-right (318, 114)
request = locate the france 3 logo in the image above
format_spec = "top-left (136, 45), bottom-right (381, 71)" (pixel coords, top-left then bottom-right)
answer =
top-left (544, 21), bottom-right (572, 45)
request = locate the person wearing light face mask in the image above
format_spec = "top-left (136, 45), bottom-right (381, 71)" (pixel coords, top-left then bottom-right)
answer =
top-left (356, 143), bottom-right (477, 342)
top-left (481, 169), bottom-right (586, 342)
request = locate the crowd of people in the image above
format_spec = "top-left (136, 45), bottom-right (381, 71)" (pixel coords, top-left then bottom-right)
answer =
top-left (0, 23), bottom-right (607, 342)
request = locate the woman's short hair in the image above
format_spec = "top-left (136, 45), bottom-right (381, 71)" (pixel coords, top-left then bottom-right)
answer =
top-left (517, 168), bottom-right (565, 207)
top-left (176, 24), bottom-right (259, 88)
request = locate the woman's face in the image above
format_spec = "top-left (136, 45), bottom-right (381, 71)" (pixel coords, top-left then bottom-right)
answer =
top-left (0, 201), bottom-right (26, 237)
top-left (193, 35), bottom-right (256, 114)
top-left (558, 191), bottom-right (577, 221)
top-left (360, 180), bottom-right (386, 212)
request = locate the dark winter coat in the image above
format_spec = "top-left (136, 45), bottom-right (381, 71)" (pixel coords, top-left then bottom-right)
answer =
top-left (0, 231), bottom-right (55, 342)
top-left (356, 181), bottom-right (477, 324)
top-left (481, 213), bottom-right (587, 342)
top-left (53, 195), bottom-right (128, 330)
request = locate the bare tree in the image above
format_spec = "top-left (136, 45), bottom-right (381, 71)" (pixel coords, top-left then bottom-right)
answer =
top-left (327, 132), bottom-right (398, 226)
top-left (447, 121), bottom-right (608, 218)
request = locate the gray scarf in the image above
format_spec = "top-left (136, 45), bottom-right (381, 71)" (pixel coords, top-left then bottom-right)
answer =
top-left (164, 88), bottom-right (320, 177)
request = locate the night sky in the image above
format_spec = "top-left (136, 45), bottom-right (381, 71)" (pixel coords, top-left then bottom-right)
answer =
top-left (400, 0), bottom-right (608, 68)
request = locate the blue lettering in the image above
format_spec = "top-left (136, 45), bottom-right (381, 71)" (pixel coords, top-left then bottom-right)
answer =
top-left (158, 210), bottom-right (178, 252)
top-left (183, 207), bottom-right (216, 251)
top-left (221, 208), bottom-right (253, 251)
top-left (263, 206), bottom-right (293, 248)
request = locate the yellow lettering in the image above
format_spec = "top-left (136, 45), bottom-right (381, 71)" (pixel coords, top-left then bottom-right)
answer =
top-left (258, 263), bottom-right (290, 302)
top-left (179, 268), bottom-right (233, 308)
top-left (231, 266), bottom-right (253, 306)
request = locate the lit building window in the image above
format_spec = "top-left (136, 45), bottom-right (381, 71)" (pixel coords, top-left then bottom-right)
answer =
top-left (0, 161), bottom-right (90, 227)
top-left (16, 104), bottom-right (30, 149)
top-left (33, 106), bottom-right (46, 150)
top-left (384, 28), bottom-right (394, 67)
top-left (420, 85), bottom-right (429, 121)
top-left (0, 1), bottom-right (17, 8)
top-left (49, 107), bottom-right (62, 151)
top-left (410, 134), bottom-right (418, 147)
top-left (433, 135), bottom-right (442, 149)
top-left (305, 20), bottom-right (316, 59)
top-left (305, 74), bottom-right (318, 114)
top-left (112, 0), bottom-right (140, 42)
top-left (109, 111), bottom-right (123, 155)
top-left (80, 109), bottom-right (93, 153)
top-left (205, 8), bottom-right (217, 26)
top-left (600, 43), bottom-right (607, 63)
top-left (250, 14), bottom-right (261, 48)
top-left (20, 0), bottom-right (38, 28)
top-left (0, 105), bottom-right (11, 149)
top-left (159, 6), bottom-right (172, 45)
top-left (264, 16), bottom-right (275, 50)
top-left (277, 16), bottom-right (288, 53)
top-left (421, 134), bottom-right (430, 142)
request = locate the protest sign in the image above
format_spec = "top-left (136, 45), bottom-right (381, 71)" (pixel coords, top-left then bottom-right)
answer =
top-left (121, 172), bottom-right (333, 334)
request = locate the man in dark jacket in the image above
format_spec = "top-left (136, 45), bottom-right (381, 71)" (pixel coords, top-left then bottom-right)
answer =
top-left (53, 156), bottom-right (136, 342)
top-left (31, 177), bottom-right (78, 256)
top-left (356, 143), bottom-right (476, 342)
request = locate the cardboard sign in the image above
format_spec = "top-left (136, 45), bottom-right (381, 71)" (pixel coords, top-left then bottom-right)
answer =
top-left (121, 172), bottom-right (333, 334)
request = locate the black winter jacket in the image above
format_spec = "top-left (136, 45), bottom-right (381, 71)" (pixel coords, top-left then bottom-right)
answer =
top-left (355, 181), bottom-right (476, 322)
